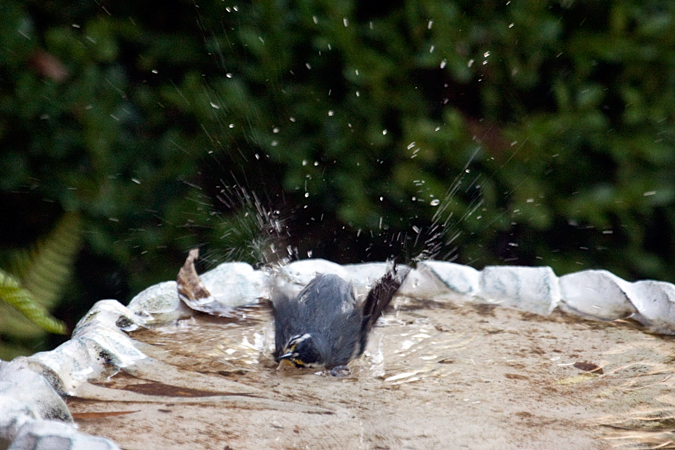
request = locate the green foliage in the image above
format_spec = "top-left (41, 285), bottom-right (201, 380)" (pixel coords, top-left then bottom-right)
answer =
top-left (1, 0), bottom-right (675, 356)
top-left (0, 213), bottom-right (78, 358)
top-left (9, 213), bottom-right (81, 309)
top-left (0, 269), bottom-right (67, 335)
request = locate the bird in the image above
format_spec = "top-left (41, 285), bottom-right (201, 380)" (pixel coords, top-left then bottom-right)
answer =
top-left (272, 264), bottom-right (409, 375)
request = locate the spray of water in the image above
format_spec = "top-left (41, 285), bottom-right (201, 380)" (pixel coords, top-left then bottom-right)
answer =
top-left (198, 180), bottom-right (292, 268)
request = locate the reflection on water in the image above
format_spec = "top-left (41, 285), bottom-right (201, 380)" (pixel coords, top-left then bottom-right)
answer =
top-left (131, 305), bottom-right (276, 376)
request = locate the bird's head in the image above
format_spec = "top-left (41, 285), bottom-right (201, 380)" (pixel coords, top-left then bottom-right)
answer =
top-left (278, 333), bottom-right (322, 368)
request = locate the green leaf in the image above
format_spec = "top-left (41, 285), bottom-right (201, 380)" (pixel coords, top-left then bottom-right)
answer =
top-left (0, 269), bottom-right (67, 335)
top-left (12, 213), bottom-right (81, 308)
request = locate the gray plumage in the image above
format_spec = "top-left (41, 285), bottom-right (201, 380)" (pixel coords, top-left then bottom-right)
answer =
top-left (273, 266), bottom-right (409, 369)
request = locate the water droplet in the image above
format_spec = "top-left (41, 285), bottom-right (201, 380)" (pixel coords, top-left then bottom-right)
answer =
top-left (428, 20), bottom-right (433, 30)
top-left (429, 45), bottom-right (435, 53)
top-left (343, 17), bottom-right (349, 27)
top-left (313, 16), bottom-right (318, 24)
top-left (328, 110), bottom-right (334, 116)
top-left (440, 59), bottom-right (447, 69)
top-left (273, 127), bottom-right (279, 133)
top-left (304, 192), bottom-right (309, 198)
top-left (226, 73), bottom-right (233, 78)
top-left (382, 129), bottom-right (388, 135)
top-left (468, 59), bottom-right (474, 67)
top-left (430, 199), bottom-right (440, 206)
top-left (210, 102), bottom-right (220, 109)
top-left (229, 123), bottom-right (234, 128)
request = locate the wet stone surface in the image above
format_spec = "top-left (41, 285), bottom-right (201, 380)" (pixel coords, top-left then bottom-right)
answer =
top-left (67, 299), bottom-right (675, 450)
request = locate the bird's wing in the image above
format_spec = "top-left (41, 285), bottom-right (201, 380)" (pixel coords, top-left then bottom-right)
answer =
top-left (361, 264), bottom-right (411, 333)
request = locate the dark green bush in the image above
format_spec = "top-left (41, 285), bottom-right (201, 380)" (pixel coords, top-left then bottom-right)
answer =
top-left (1, 0), bottom-right (674, 354)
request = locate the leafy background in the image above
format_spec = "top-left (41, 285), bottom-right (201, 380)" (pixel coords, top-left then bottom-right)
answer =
top-left (1, 0), bottom-right (674, 358)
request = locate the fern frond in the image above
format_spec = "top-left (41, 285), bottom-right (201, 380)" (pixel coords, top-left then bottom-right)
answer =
top-left (0, 269), bottom-right (67, 334)
top-left (17, 212), bottom-right (81, 308)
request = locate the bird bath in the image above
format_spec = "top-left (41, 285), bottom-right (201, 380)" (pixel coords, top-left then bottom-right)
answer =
top-left (3, 259), bottom-right (675, 449)
top-left (66, 301), bottom-right (675, 450)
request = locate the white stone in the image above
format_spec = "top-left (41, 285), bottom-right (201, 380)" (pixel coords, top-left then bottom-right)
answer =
top-left (398, 266), bottom-right (453, 300)
top-left (0, 362), bottom-right (72, 424)
top-left (279, 259), bottom-right (347, 285)
top-left (18, 339), bottom-right (96, 396)
top-left (8, 419), bottom-right (120, 450)
top-left (73, 322), bottom-right (147, 368)
top-left (273, 259), bottom-right (348, 298)
top-left (342, 262), bottom-right (402, 297)
top-left (197, 262), bottom-right (268, 312)
top-left (559, 270), bottom-right (637, 320)
top-left (127, 281), bottom-right (192, 323)
top-left (626, 280), bottom-right (675, 334)
top-left (75, 299), bottom-right (144, 332)
top-left (418, 261), bottom-right (481, 299)
top-left (479, 265), bottom-right (560, 315)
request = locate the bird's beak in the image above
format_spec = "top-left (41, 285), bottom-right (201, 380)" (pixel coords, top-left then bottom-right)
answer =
top-left (278, 351), bottom-right (294, 361)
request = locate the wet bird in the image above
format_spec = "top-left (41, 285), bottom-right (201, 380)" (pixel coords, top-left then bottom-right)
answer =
top-left (272, 265), bottom-right (409, 374)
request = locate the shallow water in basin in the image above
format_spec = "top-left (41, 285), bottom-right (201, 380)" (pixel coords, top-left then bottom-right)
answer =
top-left (128, 301), bottom-right (477, 384)
top-left (67, 298), bottom-right (675, 450)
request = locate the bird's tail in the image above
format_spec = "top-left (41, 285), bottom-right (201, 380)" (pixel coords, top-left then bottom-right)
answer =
top-left (361, 263), bottom-right (411, 333)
